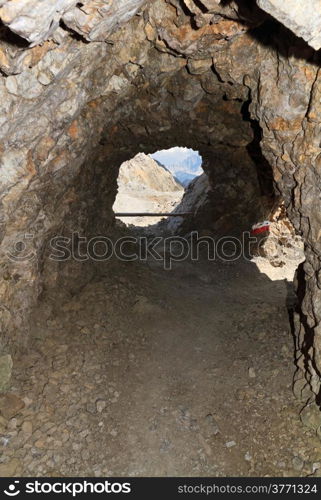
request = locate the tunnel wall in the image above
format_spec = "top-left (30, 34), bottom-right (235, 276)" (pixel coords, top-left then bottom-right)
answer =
top-left (0, 0), bottom-right (264, 352)
top-left (0, 0), bottom-right (320, 426)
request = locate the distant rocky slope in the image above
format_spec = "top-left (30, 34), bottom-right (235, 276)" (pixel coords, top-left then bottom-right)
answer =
top-left (113, 153), bottom-right (184, 226)
top-left (165, 173), bottom-right (212, 234)
top-left (116, 153), bottom-right (183, 193)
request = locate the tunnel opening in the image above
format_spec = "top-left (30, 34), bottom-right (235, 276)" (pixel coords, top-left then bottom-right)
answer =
top-left (0, 0), bottom-right (320, 479)
top-left (112, 147), bottom-right (203, 229)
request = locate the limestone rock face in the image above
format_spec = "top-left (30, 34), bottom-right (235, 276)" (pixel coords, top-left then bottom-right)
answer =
top-left (165, 173), bottom-right (212, 235)
top-left (257, 0), bottom-right (321, 50)
top-left (63, 0), bottom-right (146, 42)
top-left (0, 0), bottom-right (146, 45)
top-left (114, 153), bottom-right (184, 226)
top-left (0, 0), bottom-right (78, 45)
top-left (116, 153), bottom-right (182, 194)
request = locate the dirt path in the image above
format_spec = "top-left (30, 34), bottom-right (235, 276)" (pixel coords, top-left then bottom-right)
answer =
top-left (1, 255), bottom-right (321, 477)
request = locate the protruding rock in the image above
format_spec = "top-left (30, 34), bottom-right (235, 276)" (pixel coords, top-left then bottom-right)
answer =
top-left (300, 403), bottom-right (321, 433)
top-left (257, 0), bottom-right (321, 50)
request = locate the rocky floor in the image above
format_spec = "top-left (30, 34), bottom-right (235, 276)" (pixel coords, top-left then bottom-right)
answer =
top-left (114, 189), bottom-right (183, 227)
top-left (1, 252), bottom-right (321, 477)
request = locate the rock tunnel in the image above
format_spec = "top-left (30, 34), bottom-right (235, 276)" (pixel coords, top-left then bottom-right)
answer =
top-left (1, 0), bottom-right (321, 477)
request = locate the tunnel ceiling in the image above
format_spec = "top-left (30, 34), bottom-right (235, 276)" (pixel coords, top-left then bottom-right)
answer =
top-left (1, 0), bottom-right (321, 420)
